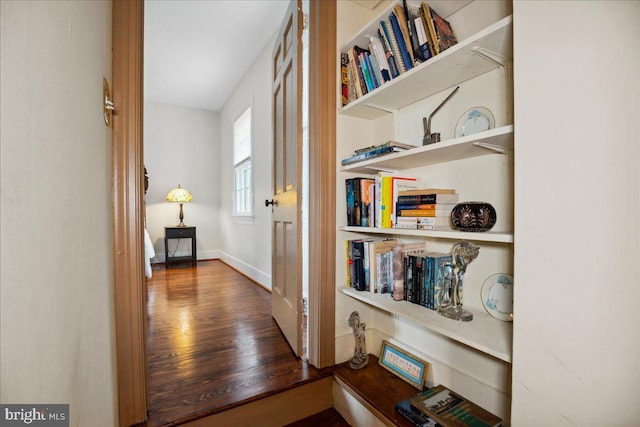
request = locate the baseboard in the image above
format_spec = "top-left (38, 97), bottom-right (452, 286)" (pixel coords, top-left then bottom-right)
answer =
top-left (152, 249), bottom-right (220, 264)
top-left (218, 251), bottom-right (271, 290)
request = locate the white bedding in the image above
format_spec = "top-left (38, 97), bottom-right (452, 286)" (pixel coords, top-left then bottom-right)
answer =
top-left (144, 228), bottom-right (155, 278)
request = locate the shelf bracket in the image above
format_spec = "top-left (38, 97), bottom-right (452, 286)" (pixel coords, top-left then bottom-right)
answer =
top-left (363, 166), bottom-right (400, 173)
top-left (363, 103), bottom-right (400, 140)
top-left (471, 46), bottom-right (506, 68)
top-left (473, 141), bottom-right (508, 154)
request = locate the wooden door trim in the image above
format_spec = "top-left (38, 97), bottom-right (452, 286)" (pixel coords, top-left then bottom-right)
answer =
top-left (112, 0), bottom-right (147, 425)
top-left (307, 0), bottom-right (336, 368)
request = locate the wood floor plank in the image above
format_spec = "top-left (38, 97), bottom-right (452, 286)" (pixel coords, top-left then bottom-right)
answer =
top-left (146, 260), bottom-right (330, 426)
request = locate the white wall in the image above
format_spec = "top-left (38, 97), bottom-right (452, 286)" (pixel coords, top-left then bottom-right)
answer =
top-left (217, 35), bottom-right (275, 289)
top-left (144, 101), bottom-right (220, 262)
top-left (512, 1), bottom-right (640, 425)
top-left (0, 1), bottom-right (117, 426)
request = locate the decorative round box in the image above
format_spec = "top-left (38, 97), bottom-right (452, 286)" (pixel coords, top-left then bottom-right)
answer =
top-left (450, 202), bottom-right (497, 232)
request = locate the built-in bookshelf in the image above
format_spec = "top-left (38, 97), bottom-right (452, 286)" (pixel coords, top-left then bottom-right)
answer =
top-left (338, 0), bottom-right (514, 370)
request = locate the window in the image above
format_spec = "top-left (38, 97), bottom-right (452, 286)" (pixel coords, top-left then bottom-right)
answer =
top-left (234, 107), bottom-right (252, 216)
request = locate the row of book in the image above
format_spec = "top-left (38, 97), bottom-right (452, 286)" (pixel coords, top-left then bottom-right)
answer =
top-left (345, 174), bottom-right (459, 230)
top-left (346, 239), bottom-right (452, 311)
top-left (396, 384), bottom-right (502, 427)
top-left (341, 1), bottom-right (458, 107)
top-left (341, 140), bottom-right (416, 166)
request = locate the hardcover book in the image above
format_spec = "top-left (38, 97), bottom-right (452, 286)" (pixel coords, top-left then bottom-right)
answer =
top-left (395, 398), bottom-right (439, 427)
top-left (410, 385), bottom-right (502, 427)
top-left (398, 188), bottom-right (456, 196)
top-left (397, 193), bottom-right (459, 205)
top-left (341, 52), bottom-right (349, 106)
top-left (421, 3), bottom-right (440, 56)
top-left (399, 209), bottom-right (454, 217)
top-left (369, 239), bottom-right (397, 293)
top-left (430, 7), bottom-right (457, 52)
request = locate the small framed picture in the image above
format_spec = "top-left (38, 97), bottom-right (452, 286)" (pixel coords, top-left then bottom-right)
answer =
top-left (378, 340), bottom-right (428, 390)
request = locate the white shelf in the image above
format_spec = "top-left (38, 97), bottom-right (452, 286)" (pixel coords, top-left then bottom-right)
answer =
top-left (340, 226), bottom-right (513, 243)
top-left (341, 286), bottom-right (512, 362)
top-left (341, 125), bottom-right (513, 173)
top-left (339, 16), bottom-right (513, 119)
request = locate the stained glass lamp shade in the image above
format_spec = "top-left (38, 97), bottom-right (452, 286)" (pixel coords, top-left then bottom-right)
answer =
top-left (166, 184), bottom-right (193, 227)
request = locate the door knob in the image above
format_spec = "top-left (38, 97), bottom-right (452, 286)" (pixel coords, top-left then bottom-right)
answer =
top-left (265, 199), bottom-right (277, 207)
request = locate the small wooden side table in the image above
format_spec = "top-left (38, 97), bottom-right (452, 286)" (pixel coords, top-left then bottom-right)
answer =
top-left (164, 226), bottom-right (197, 268)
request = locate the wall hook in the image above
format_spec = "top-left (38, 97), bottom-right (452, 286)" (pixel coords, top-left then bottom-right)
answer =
top-left (103, 78), bottom-right (115, 127)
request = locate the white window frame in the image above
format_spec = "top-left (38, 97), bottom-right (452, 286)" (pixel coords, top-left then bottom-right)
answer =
top-left (233, 106), bottom-right (253, 218)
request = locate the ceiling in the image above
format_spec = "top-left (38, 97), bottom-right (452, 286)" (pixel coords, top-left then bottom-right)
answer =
top-left (144, 0), bottom-right (290, 112)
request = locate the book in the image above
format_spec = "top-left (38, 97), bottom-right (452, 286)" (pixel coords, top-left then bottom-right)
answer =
top-left (399, 216), bottom-right (451, 226)
top-left (341, 145), bottom-right (399, 166)
top-left (358, 49), bottom-right (375, 92)
top-left (430, 7), bottom-right (457, 52)
top-left (368, 239), bottom-right (397, 293)
top-left (397, 194), bottom-right (459, 204)
top-left (354, 140), bottom-right (416, 155)
top-left (394, 216), bottom-right (452, 229)
top-left (376, 250), bottom-right (394, 294)
top-left (369, 35), bottom-right (391, 83)
top-left (399, 209), bottom-right (453, 217)
top-left (378, 26), bottom-right (400, 79)
top-left (421, 3), bottom-right (440, 56)
top-left (350, 240), bottom-right (367, 291)
top-left (391, 176), bottom-right (419, 227)
top-left (345, 240), bottom-right (351, 287)
top-left (382, 17), bottom-right (406, 74)
top-left (348, 46), bottom-right (367, 97)
top-left (414, 15), bottom-right (432, 62)
top-left (360, 179), bottom-right (375, 227)
top-left (345, 178), bottom-right (356, 226)
top-left (396, 203), bottom-right (455, 211)
top-left (341, 52), bottom-right (349, 106)
top-left (353, 177), bottom-right (363, 225)
top-left (403, 0), bottom-right (423, 63)
top-left (410, 385), bottom-right (502, 427)
top-left (395, 398), bottom-right (438, 427)
top-left (363, 49), bottom-right (381, 89)
top-left (389, 11), bottom-right (413, 73)
top-left (398, 188), bottom-right (456, 196)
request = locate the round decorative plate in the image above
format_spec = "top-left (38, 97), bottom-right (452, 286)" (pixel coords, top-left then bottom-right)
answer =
top-left (481, 273), bottom-right (513, 321)
top-left (455, 107), bottom-right (495, 138)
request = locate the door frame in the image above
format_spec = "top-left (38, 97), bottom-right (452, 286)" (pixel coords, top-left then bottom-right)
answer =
top-left (111, 0), bottom-right (336, 425)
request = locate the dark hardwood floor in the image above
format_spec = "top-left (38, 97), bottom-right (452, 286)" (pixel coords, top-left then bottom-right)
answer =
top-left (146, 260), bottom-right (331, 426)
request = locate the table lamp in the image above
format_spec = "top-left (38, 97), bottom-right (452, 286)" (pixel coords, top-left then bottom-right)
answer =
top-left (166, 184), bottom-right (193, 227)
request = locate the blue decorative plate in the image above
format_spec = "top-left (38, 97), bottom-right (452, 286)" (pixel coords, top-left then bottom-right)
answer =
top-left (455, 107), bottom-right (495, 138)
top-left (481, 273), bottom-right (513, 321)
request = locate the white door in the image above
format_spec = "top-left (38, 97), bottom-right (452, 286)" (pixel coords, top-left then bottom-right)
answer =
top-left (270, 0), bottom-right (303, 356)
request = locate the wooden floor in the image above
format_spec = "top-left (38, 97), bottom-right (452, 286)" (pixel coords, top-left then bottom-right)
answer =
top-left (146, 260), bottom-right (331, 426)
